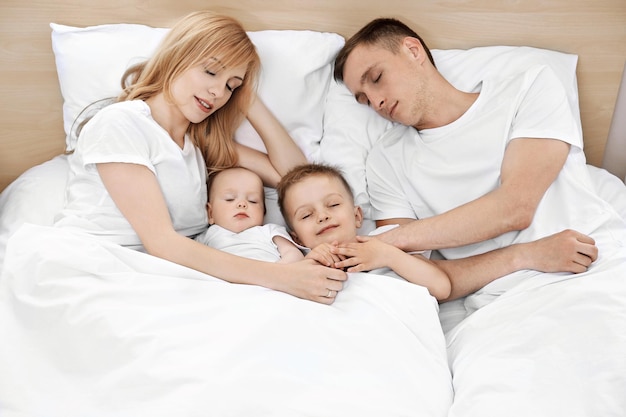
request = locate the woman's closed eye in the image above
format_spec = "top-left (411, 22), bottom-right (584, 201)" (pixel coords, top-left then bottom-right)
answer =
top-left (226, 79), bottom-right (242, 93)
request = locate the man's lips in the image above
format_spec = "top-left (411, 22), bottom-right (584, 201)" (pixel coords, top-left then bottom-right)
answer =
top-left (389, 101), bottom-right (398, 119)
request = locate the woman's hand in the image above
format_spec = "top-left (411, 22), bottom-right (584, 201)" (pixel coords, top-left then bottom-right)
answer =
top-left (274, 258), bottom-right (348, 304)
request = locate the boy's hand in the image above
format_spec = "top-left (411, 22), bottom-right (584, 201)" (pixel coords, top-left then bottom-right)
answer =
top-left (332, 236), bottom-right (393, 272)
top-left (305, 241), bottom-right (347, 268)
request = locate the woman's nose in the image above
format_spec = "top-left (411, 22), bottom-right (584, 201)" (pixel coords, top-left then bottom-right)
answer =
top-left (209, 84), bottom-right (226, 99)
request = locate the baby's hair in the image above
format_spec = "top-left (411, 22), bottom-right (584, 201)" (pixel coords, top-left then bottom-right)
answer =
top-left (207, 166), bottom-right (266, 213)
top-left (276, 163), bottom-right (354, 228)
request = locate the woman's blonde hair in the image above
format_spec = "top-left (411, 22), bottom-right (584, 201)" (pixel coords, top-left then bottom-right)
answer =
top-left (118, 11), bottom-right (260, 175)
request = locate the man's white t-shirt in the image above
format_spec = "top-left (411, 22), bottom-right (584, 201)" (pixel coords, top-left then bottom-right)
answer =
top-left (367, 65), bottom-right (626, 260)
top-left (55, 100), bottom-right (208, 249)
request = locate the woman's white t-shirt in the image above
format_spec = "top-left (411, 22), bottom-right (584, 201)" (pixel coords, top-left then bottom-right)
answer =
top-left (55, 100), bottom-right (208, 249)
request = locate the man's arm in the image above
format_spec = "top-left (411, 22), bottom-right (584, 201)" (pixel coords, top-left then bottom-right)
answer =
top-left (377, 138), bottom-right (570, 252)
top-left (432, 229), bottom-right (597, 301)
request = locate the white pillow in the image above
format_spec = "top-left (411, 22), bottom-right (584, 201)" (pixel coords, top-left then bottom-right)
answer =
top-left (50, 23), bottom-right (344, 159)
top-left (50, 23), bottom-right (169, 149)
top-left (234, 30), bottom-right (344, 160)
top-left (320, 45), bottom-right (580, 227)
top-left (0, 155), bottom-right (69, 271)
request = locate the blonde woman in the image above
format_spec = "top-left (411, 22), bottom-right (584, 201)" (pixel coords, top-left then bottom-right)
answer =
top-left (55, 11), bottom-right (346, 304)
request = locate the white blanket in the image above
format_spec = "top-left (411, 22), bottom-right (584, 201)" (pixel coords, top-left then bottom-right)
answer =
top-left (446, 252), bottom-right (626, 417)
top-left (0, 224), bottom-right (452, 417)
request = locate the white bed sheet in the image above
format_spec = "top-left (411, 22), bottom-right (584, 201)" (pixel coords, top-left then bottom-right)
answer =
top-left (0, 223), bottom-right (452, 417)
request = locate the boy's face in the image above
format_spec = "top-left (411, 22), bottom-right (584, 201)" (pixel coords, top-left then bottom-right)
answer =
top-left (283, 174), bottom-right (363, 248)
top-left (207, 168), bottom-right (265, 233)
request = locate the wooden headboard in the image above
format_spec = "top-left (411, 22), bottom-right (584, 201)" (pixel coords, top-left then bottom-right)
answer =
top-left (1, 0), bottom-right (625, 191)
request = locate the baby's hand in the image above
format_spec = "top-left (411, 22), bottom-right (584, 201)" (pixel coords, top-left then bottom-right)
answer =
top-left (305, 242), bottom-right (346, 268)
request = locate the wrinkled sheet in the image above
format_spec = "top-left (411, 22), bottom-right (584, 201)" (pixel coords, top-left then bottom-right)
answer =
top-left (447, 252), bottom-right (626, 417)
top-left (0, 224), bottom-right (452, 417)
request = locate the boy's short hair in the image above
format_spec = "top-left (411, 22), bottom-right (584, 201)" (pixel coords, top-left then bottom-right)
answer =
top-left (277, 163), bottom-right (354, 228)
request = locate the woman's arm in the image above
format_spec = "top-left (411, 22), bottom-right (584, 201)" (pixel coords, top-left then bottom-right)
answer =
top-left (237, 94), bottom-right (307, 187)
top-left (97, 162), bottom-right (346, 304)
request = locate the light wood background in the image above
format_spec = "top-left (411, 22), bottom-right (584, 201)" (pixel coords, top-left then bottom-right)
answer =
top-left (1, 0), bottom-right (625, 191)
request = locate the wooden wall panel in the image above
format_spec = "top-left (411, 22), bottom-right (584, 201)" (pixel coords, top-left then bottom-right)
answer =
top-left (1, 0), bottom-right (625, 190)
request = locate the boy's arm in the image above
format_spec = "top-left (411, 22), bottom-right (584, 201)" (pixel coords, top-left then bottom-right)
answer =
top-left (274, 236), bottom-right (305, 263)
top-left (333, 237), bottom-right (451, 300)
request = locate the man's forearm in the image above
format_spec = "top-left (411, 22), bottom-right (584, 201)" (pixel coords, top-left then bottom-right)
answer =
top-left (432, 244), bottom-right (523, 302)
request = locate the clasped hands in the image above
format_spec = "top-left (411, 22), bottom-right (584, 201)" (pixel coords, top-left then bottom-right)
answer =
top-left (305, 236), bottom-right (391, 273)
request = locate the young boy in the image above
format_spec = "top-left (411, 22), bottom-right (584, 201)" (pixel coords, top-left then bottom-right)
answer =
top-left (277, 163), bottom-right (451, 301)
top-left (195, 167), bottom-right (304, 264)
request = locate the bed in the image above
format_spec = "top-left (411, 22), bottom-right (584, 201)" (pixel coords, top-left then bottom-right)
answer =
top-left (1, 1), bottom-right (626, 416)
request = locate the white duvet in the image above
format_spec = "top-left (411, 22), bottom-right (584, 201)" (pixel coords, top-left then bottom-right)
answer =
top-left (447, 251), bottom-right (626, 417)
top-left (0, 224), bottom-right (452, 417)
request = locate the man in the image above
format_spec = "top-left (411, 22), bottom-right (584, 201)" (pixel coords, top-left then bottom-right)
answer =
top-left (334, 18), bottom-right (625, 301)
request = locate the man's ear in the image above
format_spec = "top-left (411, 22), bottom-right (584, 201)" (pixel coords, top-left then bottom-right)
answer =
top-left (206, 202), bottom-right (215, 225)
top-left (403, 36), bottom-right (426, 63)
top-left (354, 205), bottom-right (364, 229)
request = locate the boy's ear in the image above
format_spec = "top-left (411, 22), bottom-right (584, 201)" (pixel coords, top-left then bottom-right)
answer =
top-left (206, 202), bottom-right (215, 225)
top-left (289, 229), bottom-right (303, 246)
top-left (354, 205), bottom-right (364, 228)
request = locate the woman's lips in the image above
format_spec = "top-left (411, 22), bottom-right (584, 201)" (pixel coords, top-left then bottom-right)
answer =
top-left (196, 97), bottom-right (213, 113)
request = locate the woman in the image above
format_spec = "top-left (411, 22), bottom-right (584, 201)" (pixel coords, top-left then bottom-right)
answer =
top-left (55, 11), bottom-right (346, 304)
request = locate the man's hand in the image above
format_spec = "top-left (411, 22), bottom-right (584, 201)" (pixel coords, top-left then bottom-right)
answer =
top-left (518, 229), bottom-right (598, 273)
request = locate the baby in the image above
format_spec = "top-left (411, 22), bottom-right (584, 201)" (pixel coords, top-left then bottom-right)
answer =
top-left (195, 167), bottom-right (304, 263)
top-left (277, 163), bottom-right (451, 301)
